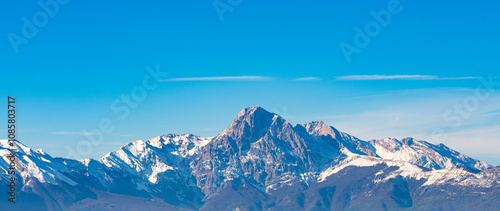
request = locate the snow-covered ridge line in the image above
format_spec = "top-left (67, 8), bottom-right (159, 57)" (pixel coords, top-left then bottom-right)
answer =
top-left (318, 152), bottom-right (498, 186)
top-left (0, 106), bottom-right (496, 198)
top-left (0, 139), bottom-right (78, 186)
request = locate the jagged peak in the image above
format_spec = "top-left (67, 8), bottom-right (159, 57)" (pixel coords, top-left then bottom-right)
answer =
top-left (0, 139), bottom-right (35, 156)
top-left (215, 106), bottom-right (300, 145)
top-left (235, 105), bottom-right (272, 118)
top-left (0, 139), bottom-right (26, 148)
top-left (223, 106), bottom-right (274, 129)
top-left (301, 121), bottom-right (337, 137)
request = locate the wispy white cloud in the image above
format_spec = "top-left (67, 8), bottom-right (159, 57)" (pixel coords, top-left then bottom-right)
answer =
top-left (335, 75), bottom-right (479, 81)
top-left (52, 132), bottom-right (95, 136)
top-left (440, 77), bottom-right (481, 80)
top-left (294, 77), bottom-right (322, 81)
top-left (162, 76), bottom-right (273, 82)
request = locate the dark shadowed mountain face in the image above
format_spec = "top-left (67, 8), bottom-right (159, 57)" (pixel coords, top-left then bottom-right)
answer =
top-left (1, 106), bottom-right (499, 210)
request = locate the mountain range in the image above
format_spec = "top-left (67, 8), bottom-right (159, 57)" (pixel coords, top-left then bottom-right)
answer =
top-left (1, 106), bottom-right (499, 210)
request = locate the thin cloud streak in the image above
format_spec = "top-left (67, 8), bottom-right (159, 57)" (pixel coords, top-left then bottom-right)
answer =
top-left (294, 77), bottom-right (322, 81)
top-left (52, 132), bottom-right (96, 136)
top-left (162, 76), bottom-right (273, 82)
top-left (53, 132), bottom-right (134, 137)
top-left (336, 75), bottom-right (479, 81)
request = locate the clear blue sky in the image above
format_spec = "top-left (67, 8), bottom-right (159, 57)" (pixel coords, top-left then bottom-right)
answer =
top-left (2, 0), bottom-right (500, 165)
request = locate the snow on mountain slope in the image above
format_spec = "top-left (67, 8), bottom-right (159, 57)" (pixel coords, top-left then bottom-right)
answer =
top-left (298, 122), bottom-right (489, 172)
top-left (318, 153), bottom-right (499, 188)
top-left (1, 106), bottom-right (498, 211)
top-left (100, 134), bottom-right (211, 185)
top-left (192, 106), bottom-right (350, 196)
top-left (0, 139), bottom-right (77, 186)
top-left (369, 137), bottom-right (491, 171)
top-left (300, 121), bottom-right (377, 157)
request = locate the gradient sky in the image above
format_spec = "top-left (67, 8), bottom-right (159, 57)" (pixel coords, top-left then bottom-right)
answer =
top-left (2, 0), bottom-right (500, 165)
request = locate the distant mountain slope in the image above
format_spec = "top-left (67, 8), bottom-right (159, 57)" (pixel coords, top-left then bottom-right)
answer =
top-left (1, 106), bottom-right (498, 210)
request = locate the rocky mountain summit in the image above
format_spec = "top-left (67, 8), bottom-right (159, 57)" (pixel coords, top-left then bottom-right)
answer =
top-left (1, 106), bottom-right (499, 210)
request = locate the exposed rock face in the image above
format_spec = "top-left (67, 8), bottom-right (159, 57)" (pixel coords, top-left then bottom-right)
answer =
top-left (1, 106), bottom-right (498, 210)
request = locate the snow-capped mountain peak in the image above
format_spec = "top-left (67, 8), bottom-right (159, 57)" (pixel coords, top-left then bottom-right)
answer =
top-left (1, 106), bottom-right (498, 210)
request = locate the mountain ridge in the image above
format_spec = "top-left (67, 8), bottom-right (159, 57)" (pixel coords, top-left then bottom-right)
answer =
top-left (1, 106), bottom-right (498, 210)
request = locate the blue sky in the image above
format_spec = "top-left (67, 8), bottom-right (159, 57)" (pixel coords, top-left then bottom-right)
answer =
top-left (2, 0), bottom-right (500, 165)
